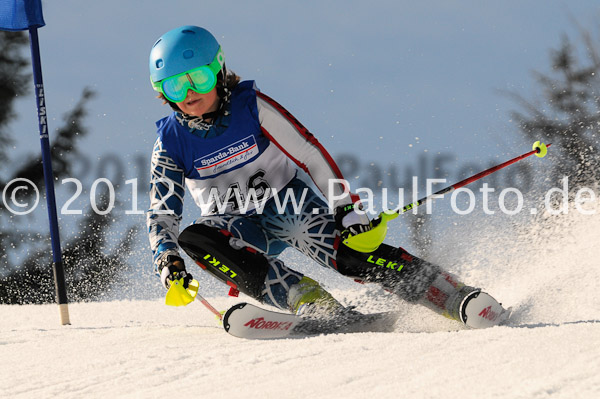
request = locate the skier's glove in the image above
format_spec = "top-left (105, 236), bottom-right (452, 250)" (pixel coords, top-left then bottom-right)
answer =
top-left (157, 254), bottom-right (193, 290)
top-left (335, 203), bottom-right (371, 238)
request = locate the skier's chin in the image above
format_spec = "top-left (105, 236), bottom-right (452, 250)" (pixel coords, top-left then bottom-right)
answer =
top-left (186, 101), bottom-right (204, 115)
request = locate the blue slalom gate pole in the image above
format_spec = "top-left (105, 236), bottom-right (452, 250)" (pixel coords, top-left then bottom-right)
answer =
top-left (27, 27), bottom-right (70, 325)
top-left (1, 0), bottom-right (70, 323)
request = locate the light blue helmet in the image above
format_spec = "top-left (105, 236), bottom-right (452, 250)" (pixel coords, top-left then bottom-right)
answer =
top-left (149, 25), bottom-right (223, 84)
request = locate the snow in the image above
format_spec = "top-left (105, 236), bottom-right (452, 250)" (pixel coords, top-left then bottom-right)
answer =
top-left (2, 301), bottom-right (599, 398)
top-left (2, 204), bottom-right (600, 398)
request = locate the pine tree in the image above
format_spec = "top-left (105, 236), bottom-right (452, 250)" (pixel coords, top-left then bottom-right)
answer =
top-left (510, 30), bottom-right (600, 191)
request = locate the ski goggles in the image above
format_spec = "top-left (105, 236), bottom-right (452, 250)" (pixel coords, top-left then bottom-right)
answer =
top-left (152, 47), bottom-right (225, 103)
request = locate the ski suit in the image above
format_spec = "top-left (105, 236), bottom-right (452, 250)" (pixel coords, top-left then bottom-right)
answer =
top-left (147, 81), bottom-right (471, 316)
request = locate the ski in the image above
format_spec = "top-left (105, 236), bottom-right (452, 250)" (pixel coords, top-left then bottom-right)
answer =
top-left (222, 302), bottom-right (400, 339)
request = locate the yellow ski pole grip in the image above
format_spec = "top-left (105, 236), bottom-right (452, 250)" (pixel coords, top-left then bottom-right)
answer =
top-left (342, 211), bottom-right (398, 253)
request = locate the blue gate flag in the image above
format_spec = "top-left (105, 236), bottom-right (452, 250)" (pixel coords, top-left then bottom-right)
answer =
top-left (0, 0), bottom-right (45, 31)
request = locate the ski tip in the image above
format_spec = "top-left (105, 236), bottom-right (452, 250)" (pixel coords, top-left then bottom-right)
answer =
top-left (222, 302), bottom-right (248, 333)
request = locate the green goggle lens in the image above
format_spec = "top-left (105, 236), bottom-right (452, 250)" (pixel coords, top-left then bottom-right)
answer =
top-left (160, 68), bottom-right (216, 102)
top-left (152, 47), bottom-right (224, 103)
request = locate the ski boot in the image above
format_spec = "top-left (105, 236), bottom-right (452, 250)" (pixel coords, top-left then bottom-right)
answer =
top-left (287, 276), bottom-right (344, 318)
top-left (287, 276), bottom-right (371, 332)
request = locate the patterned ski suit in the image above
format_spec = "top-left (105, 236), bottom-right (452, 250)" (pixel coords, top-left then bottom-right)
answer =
top-left (147, 81), bottom-right (358, 308)
top-left (147, 80), bottom-right (472, 317)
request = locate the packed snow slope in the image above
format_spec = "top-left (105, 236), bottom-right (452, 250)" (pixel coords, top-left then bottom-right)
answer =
top-left (2, 203), bottom-right (600, 399)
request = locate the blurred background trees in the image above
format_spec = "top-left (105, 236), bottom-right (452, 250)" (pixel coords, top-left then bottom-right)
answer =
top-left (510, 27), bottom-right (600, 191)
top-left (0, 31), bottom-right (138, 304)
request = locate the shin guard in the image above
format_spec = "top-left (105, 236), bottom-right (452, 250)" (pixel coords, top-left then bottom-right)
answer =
top-left (336, 243), bottom-right (441, 302)
top-left (178, 223), bottom-right (269, 299)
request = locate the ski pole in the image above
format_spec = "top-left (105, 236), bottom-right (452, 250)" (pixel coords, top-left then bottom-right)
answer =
top-left (342, 141), bottom-right (551, 252)
top-left (393, 141), bottom-right (551, 216)
top-left (196, 293), bottom-right (223, 320)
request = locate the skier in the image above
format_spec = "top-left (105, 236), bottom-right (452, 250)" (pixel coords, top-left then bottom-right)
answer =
top-left (147, 25), bottom-right (508, 329)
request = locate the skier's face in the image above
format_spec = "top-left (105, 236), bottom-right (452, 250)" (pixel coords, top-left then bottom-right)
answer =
top-left (176, 87), bottom-right (219, 118)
